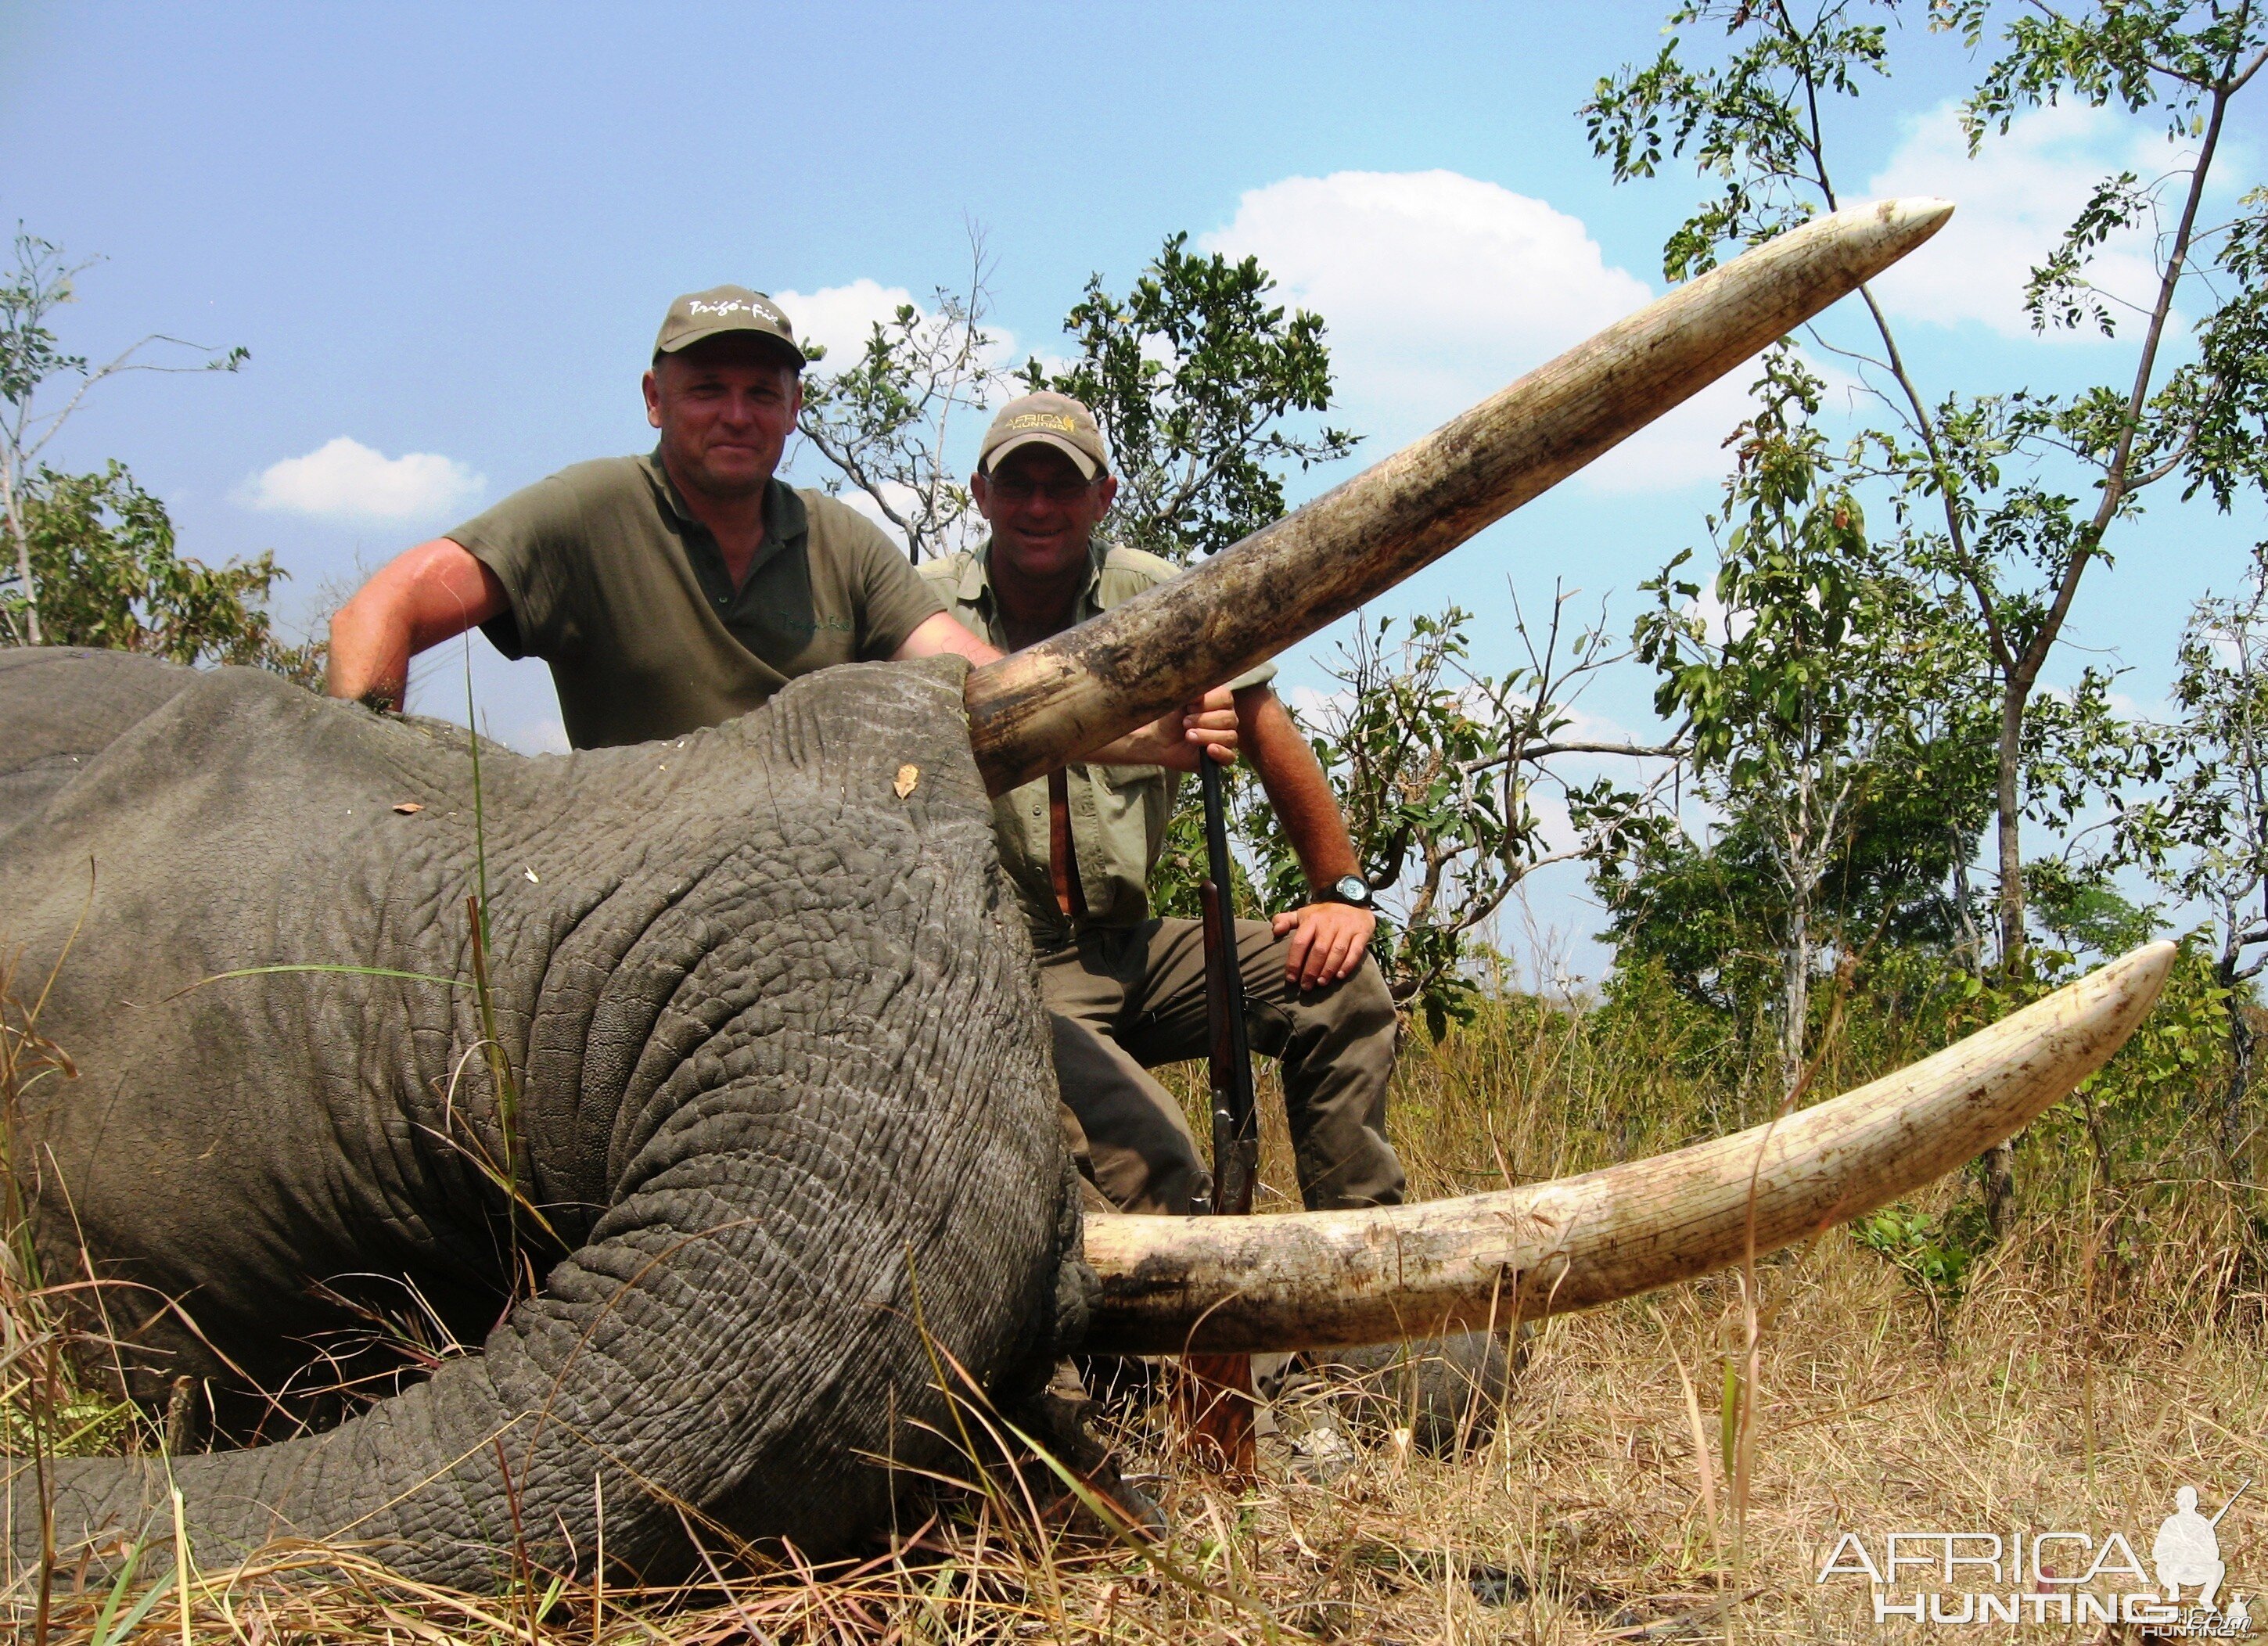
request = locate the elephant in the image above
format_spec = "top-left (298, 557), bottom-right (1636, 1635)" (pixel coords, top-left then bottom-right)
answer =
top-left (3, 645), bottom-right (1078, 1584)
top-left (0, 198), bottom-right (2175, 1588)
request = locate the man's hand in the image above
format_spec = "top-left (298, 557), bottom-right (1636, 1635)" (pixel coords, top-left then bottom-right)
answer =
top-left (1097, 686), bottom-right (1239, 771)
top-left (1162, 686), bottom-right (1239, 771)
top-left (1271, 900), bottom-right (1377, 991)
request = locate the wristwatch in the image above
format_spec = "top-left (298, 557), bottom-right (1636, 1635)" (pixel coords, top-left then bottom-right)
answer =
top-left (1321, 875), bottom-right (1374, 908)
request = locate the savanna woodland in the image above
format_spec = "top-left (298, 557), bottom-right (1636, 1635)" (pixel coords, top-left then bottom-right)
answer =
top-left (6, 3), bottom-right (2268, 1641)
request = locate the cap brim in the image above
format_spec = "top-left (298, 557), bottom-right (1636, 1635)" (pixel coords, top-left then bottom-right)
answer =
top-left (659, 323), bottom-right (807, 368)
top-left (982, 430), bottom-right (1100, 480)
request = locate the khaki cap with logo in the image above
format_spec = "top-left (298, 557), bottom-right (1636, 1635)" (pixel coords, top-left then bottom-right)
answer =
top-left (653, 285), bottom-right (806, 367)
top-left (979, 390), bottom-right (1109, 480)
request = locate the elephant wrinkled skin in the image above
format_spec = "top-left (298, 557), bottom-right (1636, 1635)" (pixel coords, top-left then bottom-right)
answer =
top-left (1, 647), bottom-right (1074, 1587)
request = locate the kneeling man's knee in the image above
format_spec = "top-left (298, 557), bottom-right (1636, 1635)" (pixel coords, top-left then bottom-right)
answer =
top-left (1339, 955), bottom-right (1398, 1039)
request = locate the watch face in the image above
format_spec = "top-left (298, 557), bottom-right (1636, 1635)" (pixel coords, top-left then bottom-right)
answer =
top-left (1334, 875), bottom-right (1371, 906)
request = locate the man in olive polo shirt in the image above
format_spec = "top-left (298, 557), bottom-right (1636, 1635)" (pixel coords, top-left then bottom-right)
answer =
top-left (327, 286), bottom-right (1001, 746)
top-left (924, 392), bottom-right (1405, 1217)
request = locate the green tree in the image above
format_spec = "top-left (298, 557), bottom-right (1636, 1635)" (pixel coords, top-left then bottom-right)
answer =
top-left (796, 230), bottom-right (1359, 572)
top-left (1584, 0), bottom-right (2268, 978)
top-left (2, 462), bottom-right (322, 682)
top-left (2023, 855), bottom-right (2162, 960)
top-left (1156, 594), bottom-right (1678, 1038)
top-left (1623, 350), bottom-right (1990, 1095)
top-left (1601, 731), bottom-right (2001, 1032)
top-left (1, 229), bottom-right (246, 645)
top-left (1020, 232), bottom-right (1359, 565)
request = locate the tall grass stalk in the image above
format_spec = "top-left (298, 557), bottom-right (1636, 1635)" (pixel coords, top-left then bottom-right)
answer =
top-left (464, 645), bottom-right (531, 1299)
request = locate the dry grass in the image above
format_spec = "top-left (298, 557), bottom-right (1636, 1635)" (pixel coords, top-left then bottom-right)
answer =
top-left (8, 960), bottom-right (2266, 1643)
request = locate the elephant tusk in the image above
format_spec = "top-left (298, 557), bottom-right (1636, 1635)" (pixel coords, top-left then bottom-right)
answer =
top-left (963, 196), bottom-right (1954, 794)
top-left (1078, 941), bottom-right (2172, 1354)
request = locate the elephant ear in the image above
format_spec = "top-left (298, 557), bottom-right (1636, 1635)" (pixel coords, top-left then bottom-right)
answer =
top-left (17, 658), bottom-right (1073, 1587)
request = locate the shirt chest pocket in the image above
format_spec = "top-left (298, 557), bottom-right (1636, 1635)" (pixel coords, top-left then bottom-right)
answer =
top-left (1088, 763), bottom-right (1174, 857)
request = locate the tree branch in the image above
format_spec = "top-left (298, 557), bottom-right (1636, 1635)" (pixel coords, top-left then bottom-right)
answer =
top-left (2015, 74), bottom-right (2235, 699)
top-left (1456, 738), bottom-right (1687, 778)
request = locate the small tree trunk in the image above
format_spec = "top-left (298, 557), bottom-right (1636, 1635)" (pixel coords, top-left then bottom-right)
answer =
top-left (1979, 1141), bottom-right (2015, 1235)
top-left (1780, 895), bottom-right (1810, 1103)
top-left (1947, 822), bottom-right (1984, 975)
top-left (1981, 680), bottom-right (2026, 1234)
top-left (2223, 956), bottom-right (2255, 1170)
top-left (2, 463), bottom-right (41, 647)
top-left (1992, 682), bottom-right (2025, 969)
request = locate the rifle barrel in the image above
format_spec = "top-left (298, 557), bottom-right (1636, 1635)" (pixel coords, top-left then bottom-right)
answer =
top-left (1199, 758), bottom-right (1260, 1217)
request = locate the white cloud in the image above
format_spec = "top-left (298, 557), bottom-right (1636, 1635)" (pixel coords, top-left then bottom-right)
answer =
top-left (1865, 100), bottom-right (2198, 339)
top-left (1687, 581), bottom-right (1737, 645)
top-left (773, 277), bottom-right (1019, 376)
top-left (1284, 675), bottom-right (1648, 759)
top-left (1203, 169), bottom-right (1756, 493)
top-left (1593, 373), bottom-right (1760, 493)
top-left (239, 437), bottom-right (485, 524)
top-left (1206, 171), bottom-right (1645, 415)
top-left (1545, 697), bottom-right (1652, 751)
top-left (1281, 683), bottom-right (1348, 724)
top-left (777, 278), bottom-right (1028, 541)
top-left (771, 278), bottom-right (917, 368)
top-left (515, 717), bottom-right (570, 757)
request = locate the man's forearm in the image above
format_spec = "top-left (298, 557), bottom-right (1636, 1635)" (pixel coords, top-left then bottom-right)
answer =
top-left (325, 602), bottom-right (415, 710)
top-left (1242, 685), bottom-right (1375, 990)
top-left (325, 538), bottom-right (507, 710)
top-left (1237, 685), bottom-right (1360, 889)
top-left (891, 610), bottom-right (1005, 667)
top-left (1086, 721), bottom-right (1188, 766)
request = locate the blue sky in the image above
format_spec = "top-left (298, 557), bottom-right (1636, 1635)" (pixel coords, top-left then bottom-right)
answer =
top-left (5, 2), bottom-right (2262, 980)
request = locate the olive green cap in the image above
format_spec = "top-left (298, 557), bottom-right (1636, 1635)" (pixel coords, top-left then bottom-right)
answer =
top-left (979, 390), bottom-right (1108, 480)
top-left (653, 285), bottom-right (806, 368)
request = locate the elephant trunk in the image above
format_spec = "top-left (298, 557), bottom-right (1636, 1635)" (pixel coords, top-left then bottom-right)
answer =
top-left (23, 1369), bottom-right (615, 1587)
top-left (963, 197), bottom-right (1953, 794)
top-left (1080, 943), bottom-right (2172, 1353)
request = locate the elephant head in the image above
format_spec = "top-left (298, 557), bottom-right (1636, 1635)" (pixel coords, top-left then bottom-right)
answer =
top-left (3, 197), bottom-right (2173, 1589)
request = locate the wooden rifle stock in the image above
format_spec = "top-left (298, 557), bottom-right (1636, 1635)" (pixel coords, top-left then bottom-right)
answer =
top-left (1177, 756), bottom-right (1260, 1476)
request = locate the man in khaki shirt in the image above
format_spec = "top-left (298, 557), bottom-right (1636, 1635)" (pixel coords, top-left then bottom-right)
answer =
top-left (925, 392), bottom-right (1404, 1216)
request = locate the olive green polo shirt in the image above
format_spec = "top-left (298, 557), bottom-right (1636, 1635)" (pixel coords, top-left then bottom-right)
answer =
top-left (451, 451), bottom-right (944, 749)
top-left (921, 541), bottom-right (1274, 943)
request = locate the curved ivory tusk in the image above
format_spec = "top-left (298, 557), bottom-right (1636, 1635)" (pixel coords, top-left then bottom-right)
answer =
top-left (965, 197), bottom-right (1954, 794)
top-left (1080, 941), bottom-right (2172, 1354)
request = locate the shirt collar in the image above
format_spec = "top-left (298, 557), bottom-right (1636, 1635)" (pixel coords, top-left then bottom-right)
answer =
top-left (969, 536), bottom-right (1108, 617)
top-left (644, 447), bottom-right (805, 545)
top-left (957, 544), bottom-right (992, 607)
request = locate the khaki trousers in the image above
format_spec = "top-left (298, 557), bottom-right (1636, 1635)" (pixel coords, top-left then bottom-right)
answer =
top-left (1037, 918), bottom-right (1405, 1215)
